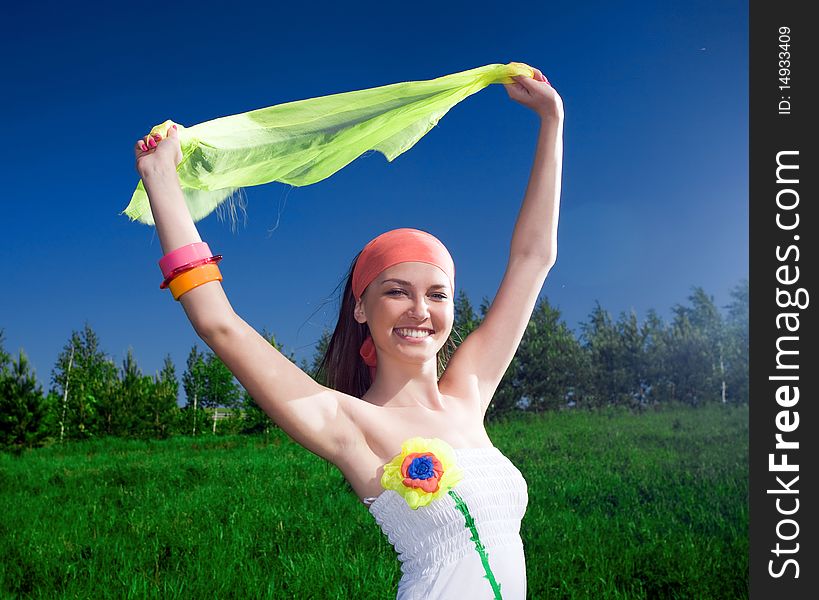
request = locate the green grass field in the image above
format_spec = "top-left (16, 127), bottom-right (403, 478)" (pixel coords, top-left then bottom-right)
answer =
top-left (0, 404), bottom-right (748, 599)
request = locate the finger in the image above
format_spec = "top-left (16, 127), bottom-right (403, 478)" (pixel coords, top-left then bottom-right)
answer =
top-left (135, 140), bottom-right (148, 153)
top-left (504, 81), bottom-right (524, 97)
top-left (524, 67), bottom-right (546, 84)
top-left (512, 76), bottom-right (535, 93)
top-left (166, 123), bottom-right (178, 137)
top-left (144, 134), bottom-right (157, 149)
top-left (534, 68), bottom-right (551, 85)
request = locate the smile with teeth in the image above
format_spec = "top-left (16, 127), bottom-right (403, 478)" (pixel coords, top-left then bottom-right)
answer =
top-left (394, 328), bottom-right (433, 339)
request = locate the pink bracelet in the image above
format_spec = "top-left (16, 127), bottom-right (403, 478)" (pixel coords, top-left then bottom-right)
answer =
top-left (159, 255), bottom-right (223, 289)
top-left (159, 242), bottom-right (212, 279)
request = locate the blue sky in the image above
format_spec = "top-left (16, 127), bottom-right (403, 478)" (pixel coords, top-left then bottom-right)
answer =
top-left (0, 1), bottom-right (747, 388)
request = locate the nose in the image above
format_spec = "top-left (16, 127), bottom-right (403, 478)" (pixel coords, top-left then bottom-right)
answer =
top-left (407, 295), bottom-right (431, 320)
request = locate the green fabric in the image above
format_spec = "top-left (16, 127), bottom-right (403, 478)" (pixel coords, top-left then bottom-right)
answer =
top-left (124, 62), bottom-right (534, 225)
top-left (449, 490), bottom-right (503, 599)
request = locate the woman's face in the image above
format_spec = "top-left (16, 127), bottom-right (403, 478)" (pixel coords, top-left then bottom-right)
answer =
top-left (354, 261), bottom-right (454, 366)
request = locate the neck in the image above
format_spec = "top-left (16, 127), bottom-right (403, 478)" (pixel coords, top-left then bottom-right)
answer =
top-left (363, 356), bottom-right (446, 410)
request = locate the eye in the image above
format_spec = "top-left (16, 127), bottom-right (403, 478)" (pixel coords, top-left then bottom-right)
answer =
top-left (431, 293), bottom-right (448, 301)
top-left (386, 288), bottom-right (408, 296)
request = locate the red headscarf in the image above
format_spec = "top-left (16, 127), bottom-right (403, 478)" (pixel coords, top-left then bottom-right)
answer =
top-left (352, 228), bottom-right (455, 381)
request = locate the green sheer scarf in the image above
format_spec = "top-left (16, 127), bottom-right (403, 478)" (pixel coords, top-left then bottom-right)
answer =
top-left (124, 62), bottom-right (534, 225)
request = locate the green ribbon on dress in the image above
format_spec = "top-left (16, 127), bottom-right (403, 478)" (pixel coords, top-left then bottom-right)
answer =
top-left (123, 62), bottom-right (534, 225)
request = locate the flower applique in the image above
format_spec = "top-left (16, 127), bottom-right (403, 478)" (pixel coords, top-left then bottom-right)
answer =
top-left (381, 437), bottom-right (464, 510)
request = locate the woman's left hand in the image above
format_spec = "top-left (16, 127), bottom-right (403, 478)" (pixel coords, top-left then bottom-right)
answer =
top-left (504, 67), bottom-right (564, 121)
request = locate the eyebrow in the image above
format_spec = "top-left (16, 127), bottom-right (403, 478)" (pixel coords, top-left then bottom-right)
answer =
top-left (380, 278), bottom-right (449, 290)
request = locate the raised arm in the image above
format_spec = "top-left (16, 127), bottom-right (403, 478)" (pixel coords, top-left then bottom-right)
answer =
top-left (134, 127), bottom-right (360, 462)
top-left (441, 69), bottom-right (564, 415)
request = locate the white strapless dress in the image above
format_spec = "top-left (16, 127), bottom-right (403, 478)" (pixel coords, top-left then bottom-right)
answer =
top-left (364, 446), bottom-right (529, 599)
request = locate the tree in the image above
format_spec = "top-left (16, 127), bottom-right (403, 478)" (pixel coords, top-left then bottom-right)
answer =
top-left (152, 355), bottom-right (180, 437)
top-left (0, 329), bottom-right (11, 374)
top-left (515, 297), bottom-right (587, 412)
top-left (453, 290), bottom-right (481, 344)
top-left (668, 287), bottom-right (726, 406)
top-left (199, 352), bottom-right (242, 409)
top-left (0, 350), bottom-right (51, 449)
top-left (642, 309), bottom-right (674, 404)
top-left (723, 278), bottom-right (749, 404)
top-left (96, 348), bottom-right (139, 436)
top-left (580, 302), bottom-right (629, 407)
top-left (50, 324), bottom-right (118, 440)
top-left (485, 363), bottom-right (520, 420)
top-left (309, 329), bottom-right (332, 384)
top-left (182, 345), bottom-right (208, 435)
top-left (665, 314), bottom-right (714, 406)
top-left (108, 348), bottom-right (162, 438)
top-left (614, 309), bottom-right (650, 408)
top-left (478, 296), bottom-right (492, 321)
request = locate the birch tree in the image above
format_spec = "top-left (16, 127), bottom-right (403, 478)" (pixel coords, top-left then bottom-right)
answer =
top-left (50, 324), bottom-right (118, 440)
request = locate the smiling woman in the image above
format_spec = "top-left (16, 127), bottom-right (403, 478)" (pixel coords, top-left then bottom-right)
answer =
top-left (348, 228), bottom-right (456, 389)
top-left (133, 63), bottom-right (563, 599)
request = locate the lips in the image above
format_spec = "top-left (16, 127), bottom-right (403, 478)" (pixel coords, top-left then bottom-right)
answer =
top-left (394, 327), bottom-right (434, 340)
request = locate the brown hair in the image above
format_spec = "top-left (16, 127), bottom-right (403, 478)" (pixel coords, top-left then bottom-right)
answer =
top-left (316, 252), bottom-right (458, 398)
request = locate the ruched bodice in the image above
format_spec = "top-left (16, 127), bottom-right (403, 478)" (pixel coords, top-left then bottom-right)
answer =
top-left (366, 446), bottom-right (529, 599)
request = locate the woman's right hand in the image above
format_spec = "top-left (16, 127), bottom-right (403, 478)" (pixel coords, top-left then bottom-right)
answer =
top-left (134, 122), bottom-right (183, 179)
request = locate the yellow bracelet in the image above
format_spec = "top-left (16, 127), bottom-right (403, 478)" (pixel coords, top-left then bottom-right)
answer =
top-left (168, 263), bottom-right (223, 300)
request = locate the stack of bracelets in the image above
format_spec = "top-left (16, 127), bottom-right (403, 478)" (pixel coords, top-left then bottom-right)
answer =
top-left (159, 242), bottom-right (223, 300)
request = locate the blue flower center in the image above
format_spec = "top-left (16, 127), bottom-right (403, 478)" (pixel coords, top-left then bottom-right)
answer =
top-left (408, 456), bottom-right (435, 480)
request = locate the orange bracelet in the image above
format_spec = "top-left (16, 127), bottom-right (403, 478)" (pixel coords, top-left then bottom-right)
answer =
top-left (168, 263), bottom-right (223, 300)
